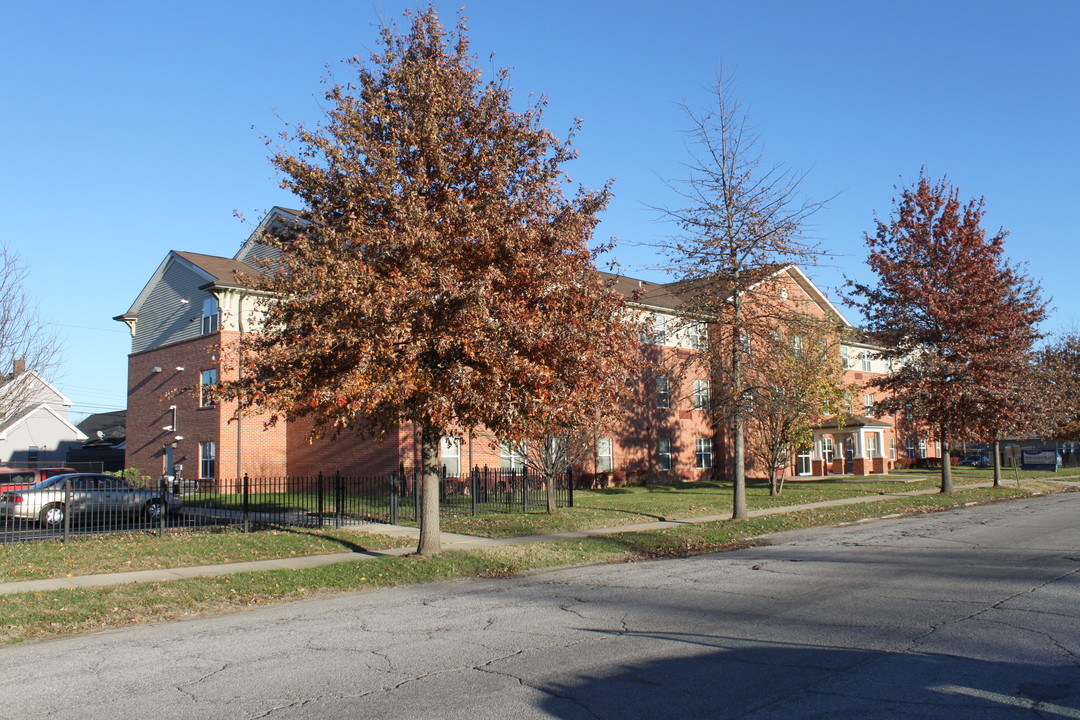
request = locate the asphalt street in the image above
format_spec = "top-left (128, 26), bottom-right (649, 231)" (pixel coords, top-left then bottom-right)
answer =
top-left (1, 492), bottom-right (1077, 719)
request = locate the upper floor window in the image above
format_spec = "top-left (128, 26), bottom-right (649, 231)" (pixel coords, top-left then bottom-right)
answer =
top-left (640, 313), bottom-right (667, 345)
top-left (860, 350), bottom-right (872, 372)
top-left (792, 335), bottom-right (803, 354)
top-left (688, 322), bottom-right (708, 350)
top-left (656, 375), bottom-right (670, 409)
top-left (693, 379), bottom-right (710, 410)
top-left (841, 347), bottom-right (853, 369)
top-left (199, 368), bottom-right (218, 407)
top-left (864, 393), bottom-right (875, 416)
top-left (202, 297), bottom-right (220, 334)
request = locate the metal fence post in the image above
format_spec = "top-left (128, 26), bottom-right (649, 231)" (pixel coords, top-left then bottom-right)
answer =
top-left (317, 472), bottom-right (324, 528)
top-left (413, 469), bottom-right (420, 523)
top-left (522, 469), bottom-right (528, 514)
top-left (470, 466), bottom-right (479, 516)
top-left (242, 473), bottom-right (250, 533)
top-left (159, 475), bottom-right (167, 537)
top-left (335, 471), bottom-right (343, 528)
top-left (567, 467), bottom-right (574, 508)
top-left (390, 472), bottom-right (399, 526)
top-left (63, 484), bottom-right (70, 544)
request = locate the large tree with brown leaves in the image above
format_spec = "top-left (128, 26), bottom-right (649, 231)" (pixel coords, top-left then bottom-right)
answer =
top-left (848, 172), bottom-right (1046, 493)
top-left (221, 8), bottom-right (637, 554)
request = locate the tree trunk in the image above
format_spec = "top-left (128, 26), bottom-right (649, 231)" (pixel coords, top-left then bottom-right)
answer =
top-left (545, 472), bottom-right (557, 514)
top-left (940, 422), bottom-right (953, 494)
top-left (416, 425), bottom-right (443, 556)
top-left (731, 289), bottom-right (747, 520)
top-left (992, 438), bottom-right (1003, 488)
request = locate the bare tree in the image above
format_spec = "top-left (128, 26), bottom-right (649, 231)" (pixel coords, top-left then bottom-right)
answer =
top-left (0, 244), bottom-right (62, 426)
top-left (661, 73), bottom-right (828, 519)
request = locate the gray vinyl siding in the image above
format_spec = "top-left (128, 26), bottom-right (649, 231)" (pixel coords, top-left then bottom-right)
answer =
top-left (131, 262), bottom-right (213, 353)
top-left (236, 240), bottom-right (282, 270)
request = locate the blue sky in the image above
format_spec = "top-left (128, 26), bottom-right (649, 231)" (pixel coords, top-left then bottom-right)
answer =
top-left (4, 1), bottom-right (1078, 422)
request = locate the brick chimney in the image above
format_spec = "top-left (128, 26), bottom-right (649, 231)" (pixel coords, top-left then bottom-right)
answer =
top-left (12, 358), bottom-right (25, 375)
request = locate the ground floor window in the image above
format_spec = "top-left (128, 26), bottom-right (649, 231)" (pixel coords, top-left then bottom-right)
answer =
top-left (200, 441), bottom-right (216, 479)
top-left (596, 438), bottom-right (613, 473)
top-left (657, 438), bottom-right (672, 471)
top-left (440, 436), bottom-right (461, 476)
top-left (499, 441), bottom-right (526, 471)
top-left (695, 438), bottom-right (712, 469)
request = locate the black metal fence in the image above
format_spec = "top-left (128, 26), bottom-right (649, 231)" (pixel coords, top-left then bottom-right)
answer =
top-left (0, 466), bottom-right (572, 543)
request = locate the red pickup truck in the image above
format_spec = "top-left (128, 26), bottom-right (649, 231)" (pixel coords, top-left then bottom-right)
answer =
top-left (0, 468), bottom-right (76, 491)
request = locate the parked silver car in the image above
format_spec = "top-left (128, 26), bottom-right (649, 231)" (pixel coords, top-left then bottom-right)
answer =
top-left (0, 473), bottom-right (182, 527)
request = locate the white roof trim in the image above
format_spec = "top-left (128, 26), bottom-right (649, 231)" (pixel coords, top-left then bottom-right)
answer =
top-left (235, 207), bottom-right (304, 264)
top-left (0, 370), bottom-right (72, 408)
top-left (0, 403), bottom-right (87, 442)
top-left (784, 264), bottom-right (856, 328)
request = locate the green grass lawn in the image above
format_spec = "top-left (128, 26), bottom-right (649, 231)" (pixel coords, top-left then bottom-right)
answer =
top-left (1, 481), bottom-right (1072, 645)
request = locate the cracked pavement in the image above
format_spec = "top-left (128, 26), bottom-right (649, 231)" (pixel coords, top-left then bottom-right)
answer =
top-left (1, 492), bottom-right (1078, 719)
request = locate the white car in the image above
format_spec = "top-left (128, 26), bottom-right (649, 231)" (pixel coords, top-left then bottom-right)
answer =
top-left (0, 473), bottom-right (182, 527)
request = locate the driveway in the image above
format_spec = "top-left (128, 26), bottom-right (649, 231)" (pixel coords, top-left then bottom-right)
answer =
top-left (1, 492), bottom-right (1077, 719)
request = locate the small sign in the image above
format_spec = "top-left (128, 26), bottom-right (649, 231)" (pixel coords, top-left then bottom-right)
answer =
top-left (1021, 448), bottom-right (1058, 472)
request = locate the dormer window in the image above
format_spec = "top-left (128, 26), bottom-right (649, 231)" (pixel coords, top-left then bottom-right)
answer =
top-left (202, 297), bottom-right (220, 334)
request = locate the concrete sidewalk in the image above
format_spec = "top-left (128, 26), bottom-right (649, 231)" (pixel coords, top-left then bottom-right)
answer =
top-left (3, 478), bottom-right (1076, 596)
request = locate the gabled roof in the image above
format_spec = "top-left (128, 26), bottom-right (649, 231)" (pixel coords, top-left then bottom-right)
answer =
top-left (0, 403), bottom-right (87, 441)
top-left (76, 410), bottom-right (126, 442)
top-left (0, 369), bottom-right (71, 410)
top-left (235, 206), bottom-right (303, 265)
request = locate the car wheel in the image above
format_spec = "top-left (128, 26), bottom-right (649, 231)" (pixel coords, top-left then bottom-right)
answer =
top-left (39, 503), bottom-right (65, 527)
top-left (144, 499), bottom-right (164, 521)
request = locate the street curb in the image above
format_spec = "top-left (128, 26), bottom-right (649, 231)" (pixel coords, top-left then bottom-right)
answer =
top-left (2, 479), bottom-right (1077, 596)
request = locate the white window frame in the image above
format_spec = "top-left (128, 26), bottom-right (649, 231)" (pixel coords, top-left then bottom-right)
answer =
top-left (440, 436), bottom-right (461, 476)
top-left (499, 441), bottom-right (527, 471)
top-left (689, 322), bottom-right (707, 350)
top-left (860, 350), bottom-right (872, 372)
top-left (199, 441), bottom-right (216, 479)
top-left (199, 368), bottom-right (218, 407)
top-left (596, 438), bottom-right (613, 473)
top-left (693, 379), bottom-right (710, 410)
top-left (657, 438), bottom-right (672, 471)
top-left (656, 375), bottom-right (670, 409)
top-left (202, 297), bottom-right (220, 335)
top-left (695, 438), bottom-right (713, 469)
top-left (864, 393), bottom-right (875, 416)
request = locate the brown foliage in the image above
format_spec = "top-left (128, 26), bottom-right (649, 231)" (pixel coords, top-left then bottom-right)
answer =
top-left (847, 172), bottom-right (1047, 491)
top-left (219, 8), bottom-right (638, 551)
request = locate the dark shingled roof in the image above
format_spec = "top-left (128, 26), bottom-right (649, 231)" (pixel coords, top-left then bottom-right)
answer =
top-left (814, 414), bottom-right (892, 430)
top-left (174, 251), bottom-right (266, 289)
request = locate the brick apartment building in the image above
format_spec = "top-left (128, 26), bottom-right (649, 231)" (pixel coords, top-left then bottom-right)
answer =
top-left (116, 208), bottom-right (932, 487)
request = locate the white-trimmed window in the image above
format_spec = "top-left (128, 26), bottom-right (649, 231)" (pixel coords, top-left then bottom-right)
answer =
top-left (499, 441), bottom-right (526, 471)
top-left (440, 436), bottom-right (461, 476)
top-left (656, 375), bottom-right (670, 409)
top-left (889, 437), bottom-right (896, 460)
top-left (864, 393), bottom-right (875, 416)
top-left (842, 347), bottom-right (854, 369)
top-left (860, 350), bottom-right (872, 372)
top-left (640, 313), bottom-right (667, 345)
top-left (202, 297), bottom-right (220, 335)
top-left (199, 441), bottom-right (216, 479)
top-left (657, 438), bottom-right (673, 471)
top-left (199, 368), bottom-right (218, 407)
top-left (919, 439), bottom-right (928, 458)
top-left (596, 438), bottom-right (613, 473)
top-left (740, 329), bottom-right (752, 354)
top-left (693, 379), bottom-right (710, 410)
top-left (792, 335), bottom-right (803, 354)
top-left (695, 438), bottom-right (713, 469)
top-left (866, 434), bottom-right (879, 458)
top-left (689, 322), bottom-right (707, 350)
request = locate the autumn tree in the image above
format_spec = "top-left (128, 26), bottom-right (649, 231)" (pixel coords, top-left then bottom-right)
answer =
top-left (1038, 330), bottom-right (1080, 444)
top-left (0, 244), bottom-right (62, 425)
top-left (746, 322), bottom-right (848, 495)
top-left (661, 74), bottom-right (827, 519)
top-left (847, 172), bottom-right (1046, 493)
top-left (220, 8), bottom-right (637, 554)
